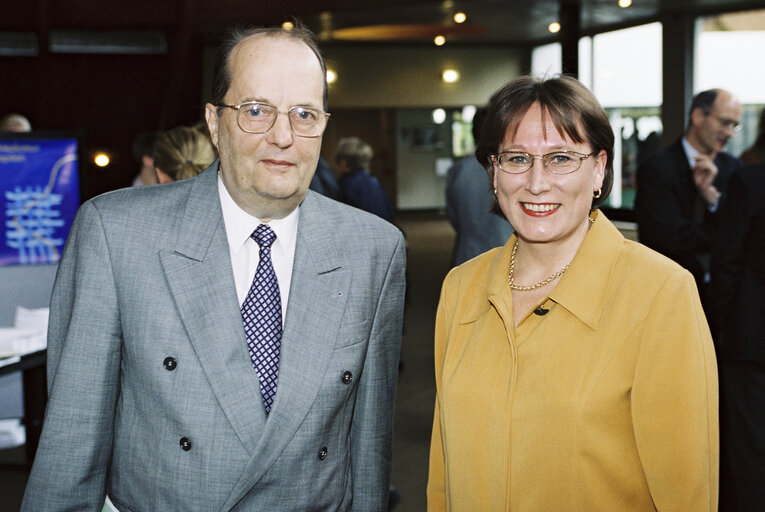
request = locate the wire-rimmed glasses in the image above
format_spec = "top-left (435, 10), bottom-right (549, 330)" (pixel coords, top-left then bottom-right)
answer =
top-left (218, 101), bottom-right (330, 138)
top-left (491, 150), bottom-right (596, 174)
top-left (706, 113), bottom-right (742, 134)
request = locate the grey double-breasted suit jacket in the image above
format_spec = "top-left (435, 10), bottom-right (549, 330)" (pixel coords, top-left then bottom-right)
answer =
top-left (22, 164), bottom-right (406, 511)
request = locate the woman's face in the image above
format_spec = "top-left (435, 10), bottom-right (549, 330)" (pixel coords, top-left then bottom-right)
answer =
top-left (493, 102), bottom-right (606, 246)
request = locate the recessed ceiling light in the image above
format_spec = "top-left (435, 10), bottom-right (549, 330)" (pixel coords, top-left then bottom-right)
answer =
top-left (454, 12), bottom-right (467, 24)
top-left (618, 0), bottom-right (632, 7)
top-left (548, 22), bottom-right (561, 33)
top-left (282, 21), bottom-right (295, 31)
top-left (442, 69), bottom-right (459, 83)
top-left (326, 69), bottom-right (337, 84)
top-left (94, 152), bottom-right (110, 167)
top-left (434, 35), bottom-right (446, 46)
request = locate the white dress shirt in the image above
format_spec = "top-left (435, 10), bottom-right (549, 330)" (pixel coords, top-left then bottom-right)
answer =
top-left (218, 173), bottom-right (298, 323)
top-left (682, 136), bottom-right (719, 213)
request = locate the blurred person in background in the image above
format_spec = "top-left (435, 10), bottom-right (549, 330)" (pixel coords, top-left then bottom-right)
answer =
top-left (335, 136), bottom-right (395, 223)
top-left (740, 108), bottom-right (765, 165)
top-left (0, 113), bottom-right (32, 132)
top-left (153, 125), bottom-right (216, 183)
top-left (131, 131), bottom-right (162, 186)
top-left (635, 89), bottom-right (742, 315)
top-left (309, 156), bottom-right (341, 200)
top-left (446, 106), bottom-right (513, 266)
top-left (709, 163), bottom-right (765, 512)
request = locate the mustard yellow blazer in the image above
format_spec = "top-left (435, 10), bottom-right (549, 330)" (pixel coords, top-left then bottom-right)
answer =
top-left (427, 211), bottom-right (718, 511)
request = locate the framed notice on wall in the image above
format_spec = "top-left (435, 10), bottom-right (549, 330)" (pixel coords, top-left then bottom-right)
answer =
top-left (0, 134), bottom-right (80, 266)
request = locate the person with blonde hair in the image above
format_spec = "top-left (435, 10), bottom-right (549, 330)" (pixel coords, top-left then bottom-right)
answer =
top-left (153, 125), bottom-right (216, 183)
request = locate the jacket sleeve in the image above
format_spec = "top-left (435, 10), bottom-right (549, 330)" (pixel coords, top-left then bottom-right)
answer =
top-left (709, 171), bottom-right (751, 338)
top-left (22, 200), bottom-right (122, 511)
top-left (350, 232), bottom-right (406, 511)
top-left (632, 269), bottom-right (719, 512)
top-left (635, 155), bottom-right (714, 254)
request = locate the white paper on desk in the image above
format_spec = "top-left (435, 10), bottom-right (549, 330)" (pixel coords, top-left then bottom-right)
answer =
top-left (0, 327), bottom-right (47, 359)
top-left (0, 418), bottom-right (26, 449)
top-left (15, 306), bottom-right (50, 332)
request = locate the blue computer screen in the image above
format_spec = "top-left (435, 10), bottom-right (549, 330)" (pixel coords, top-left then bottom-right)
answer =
top-left (0, 136), bottom-right (80, 266)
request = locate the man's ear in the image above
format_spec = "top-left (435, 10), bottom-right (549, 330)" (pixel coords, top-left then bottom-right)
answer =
top-left (690, 107), bottom-right (706, 129)
top-left (205, 103), bottom-right (220, 148)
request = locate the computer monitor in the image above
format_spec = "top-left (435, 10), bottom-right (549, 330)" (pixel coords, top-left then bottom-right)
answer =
top-left (0, 132), bottom-right (81, 267)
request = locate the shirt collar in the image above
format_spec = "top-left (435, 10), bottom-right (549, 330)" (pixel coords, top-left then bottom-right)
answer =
top-left (681, 136), bottom-right (699, 169)
top-left (458, 212), bottom-right (624, 331)
top-left (547, 210), bottom-right (623, 330)
top-left (217, 172), bottom-right (299, 254)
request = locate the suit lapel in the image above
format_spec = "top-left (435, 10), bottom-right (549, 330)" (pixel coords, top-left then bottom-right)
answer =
top-left (159, 165), bottom-right (266, 454)
top-left (222, 191), bottom-right (352, 510)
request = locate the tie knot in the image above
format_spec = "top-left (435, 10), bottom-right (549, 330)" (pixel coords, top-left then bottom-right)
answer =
top-left (251, 224), bottom-right (276, 249)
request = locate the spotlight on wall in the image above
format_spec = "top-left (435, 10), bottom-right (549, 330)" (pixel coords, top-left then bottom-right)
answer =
top-left (326, 69), bottom-right (337, 84)
top-left (442, 69), bottom-right (460, 83)
top-left (548, 22), bottom-right (561, 33)
top-left (434, 35), bottom-right (446, 46)
top-left (282, 21), bottom-right (295, 30)
top-left (94, 152), bottom-right (110, 167)
top-left (453, 12), bottom-right (467, 24)
top-left (432, 108), bottom-right (447, 124)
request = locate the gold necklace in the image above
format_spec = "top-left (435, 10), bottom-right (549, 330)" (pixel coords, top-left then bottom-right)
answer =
top-left (507, 239), bottom-right (570, 291)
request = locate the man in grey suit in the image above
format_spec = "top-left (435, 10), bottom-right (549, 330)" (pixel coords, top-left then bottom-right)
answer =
top-left (446, 107), bottom-right (512, 266)
top-left (22, 26), bottom-right (405, 512)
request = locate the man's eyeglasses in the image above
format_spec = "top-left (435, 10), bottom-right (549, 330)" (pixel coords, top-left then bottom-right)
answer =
top-left (218, 101), bottom-right (330, 138)
top-left (491, 150), bottom-right (596, 175)
top-left (707, 113), bottom-right (742, 133)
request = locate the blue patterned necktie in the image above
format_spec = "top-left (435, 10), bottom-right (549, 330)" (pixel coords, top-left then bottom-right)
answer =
top-left (241, 224), bottom-right (282, 414)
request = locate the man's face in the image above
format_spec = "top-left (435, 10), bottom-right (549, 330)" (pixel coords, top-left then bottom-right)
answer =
top-left (688, 91), bottom-right (741, 156)
top-left (205, 35), bottom-right (324, 220)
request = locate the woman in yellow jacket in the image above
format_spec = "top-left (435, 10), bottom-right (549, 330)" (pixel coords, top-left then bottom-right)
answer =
top-left (427, 75), bottom-right (718, 511)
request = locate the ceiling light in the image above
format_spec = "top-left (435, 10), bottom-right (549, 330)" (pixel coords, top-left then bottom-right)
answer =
top-left (326, 69), bottom-right (337, 84)
top-left (434, 35), bottom-right (446, 46)
top-left (282, 21), bottom-right (295, 31)
top-left (442, 69), bottom-right (460, 83)
top-left (548, 22), bottom-right (561, 33)
top-left (94, 152), bottom-right (110, 167)
top-left (453, 12), bottom-right (467, 24)
top-left (618, 0), bottom-right (632, 7)
top-left (432, 108), bottom-right (447, 124)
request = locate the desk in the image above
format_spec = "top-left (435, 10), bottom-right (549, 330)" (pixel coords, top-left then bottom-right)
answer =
top-left (0, 349), bottom-right (46, 467)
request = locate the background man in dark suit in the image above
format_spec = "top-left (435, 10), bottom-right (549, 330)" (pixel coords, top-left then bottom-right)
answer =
top-left (635, 88), bottom-right (742, 311)
top-left (710, 164), bottom-right (765, 512)
top-left (22, 26), bottom-right (406, 511)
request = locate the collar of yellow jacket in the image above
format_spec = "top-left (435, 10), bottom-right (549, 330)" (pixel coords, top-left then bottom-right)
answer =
top-left (465, 210), bottom-right (625, 331)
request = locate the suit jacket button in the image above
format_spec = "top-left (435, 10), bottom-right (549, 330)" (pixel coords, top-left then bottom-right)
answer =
top-left (341, 371), bottom-right (353, 385)
top-left (179, 437), bottom-right (192, 451)
top-left (163, 357), bottom-right (177, 371)
top-left (318, 447), bottom-right (328, 460)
